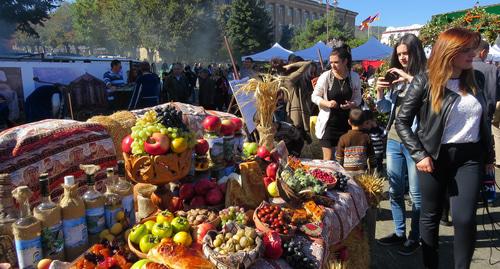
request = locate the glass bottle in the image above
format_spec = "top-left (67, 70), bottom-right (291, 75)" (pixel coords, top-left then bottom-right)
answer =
top-left (104, 168), bottom-right (122, 229)
top-left (34, 173), bottom-right (64, 260)
top-left (82, 168), bottom-right (105, 244)
top-left (113, 161), bottom-right (135, 226)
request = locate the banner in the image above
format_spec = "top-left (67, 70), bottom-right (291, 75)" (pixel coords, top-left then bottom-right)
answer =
top-left (229, 77), bottom-right (257, 134)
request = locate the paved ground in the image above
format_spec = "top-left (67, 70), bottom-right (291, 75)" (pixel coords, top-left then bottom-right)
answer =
top-left (370, 170), bottom-right (500, 269)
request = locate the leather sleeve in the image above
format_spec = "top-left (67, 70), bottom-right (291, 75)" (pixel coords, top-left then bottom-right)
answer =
top-left (395, 74), bottom-right (429, 163)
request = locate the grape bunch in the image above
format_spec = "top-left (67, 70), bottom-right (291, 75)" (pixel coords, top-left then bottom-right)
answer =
top-left (284, 168), bottom-right (326, 195)
top-left (219, 206), bottom-right (248, 227)
top-left (156, 106), bottom-right (188, 132)
top-left (282, 239), bottom-right (318, 269)
top-left (130, 110), bottom-right (167, 155)
top-left (333, 171), bottom-right (349, 192)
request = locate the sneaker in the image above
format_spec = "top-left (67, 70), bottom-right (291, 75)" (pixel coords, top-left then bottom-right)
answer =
top-left (377, 233), bottom-right (406, 246)
top-left (440, 219), bottom-right (452, 226)
top-left (397, 239), bottom-right (420, 256)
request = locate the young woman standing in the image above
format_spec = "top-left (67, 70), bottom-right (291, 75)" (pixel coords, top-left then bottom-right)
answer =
top-left (395, 28), bottom-right (494, 269)
top-left (375, 34), bottom-right (427, 255)
top-left (311, 46), bottom-right (361, 160)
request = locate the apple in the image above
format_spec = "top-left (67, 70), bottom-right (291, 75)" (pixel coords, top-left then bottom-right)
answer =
top-left (220, 119), bottom-right (236, 136)
top-left (196, 223), bottom-right (216, 244)
top-left (202, 116), bottom-right (221, 132)
top-left (266, 163), bottom-right (278, 179)
top-left (195, 139), bottom-right (209, 155)
top-left (263, 176), bottom-right (274, 187)
top-left (257, 146), bottom-right (271, 159)
top-left (144, 133), bottom-right (170, 155)
top-left (230, 118), bottom-right (243, 132)
top-left (121, 135), bottom-right (134, 154)
top-left (243, 142), bottom-right (258, 156)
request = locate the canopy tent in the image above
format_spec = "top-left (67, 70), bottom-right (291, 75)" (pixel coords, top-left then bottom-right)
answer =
top-left (351, 37), bottom-right (393, 61)
top-left (488, 44), bottom-right (500, 62)
top-left (241, 43), bottom-right (293, 62)
top-left (294, 41), bottom-right (332, 62)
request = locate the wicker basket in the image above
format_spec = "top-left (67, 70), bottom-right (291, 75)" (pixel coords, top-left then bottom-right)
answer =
top-left (123, 149), bottom-right (193, 185)
top-left (252, 201), bottom-right (296, 240)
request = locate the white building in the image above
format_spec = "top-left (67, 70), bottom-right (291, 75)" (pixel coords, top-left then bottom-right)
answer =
top-left (380, 24), bottom-right (423, 45)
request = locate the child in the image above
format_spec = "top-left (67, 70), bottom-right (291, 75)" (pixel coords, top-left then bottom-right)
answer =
top-left (362, 110), bottom-right (386, 176)
top-left (336, 108), bottom-right (376, 177)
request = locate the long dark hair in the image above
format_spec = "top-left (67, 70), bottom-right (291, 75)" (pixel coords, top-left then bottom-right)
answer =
top-left (330, 44), bottom-right (352, 70)
top-left (390, 34), bottom-right (426, 76)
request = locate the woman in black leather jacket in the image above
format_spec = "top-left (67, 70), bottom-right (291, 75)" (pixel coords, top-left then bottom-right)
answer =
top-left (395, 28), bottom-right (494, 269)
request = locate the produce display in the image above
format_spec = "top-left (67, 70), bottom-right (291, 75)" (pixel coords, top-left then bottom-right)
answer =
top-left (332, 171), bottom-right (350, 192)
top-left (281, 168), bottom-right (326, 195)
top-left (73, 241), bottom-right (138, 269)
top-left (210, 226), bottom-right (258, 254)
top-left (179, 179), bottom-right (225, 208)
top-left (255, 204), bottom-right (293, 235)
top-left (176, 209), bottom-right (218, 226)
top-left (219, 206), bottom-right (249, 227)
top-left (309, 169), bottom-right (337, 186)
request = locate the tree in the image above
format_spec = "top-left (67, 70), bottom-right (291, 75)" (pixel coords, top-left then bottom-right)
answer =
top-left (0, 0), bottom-right (61, 36)
top-left (225, 0), bottom-right (273, 57)
top-left (291, 12), bottom-right (353, 50)
top-left (71, 0), bottom-right (108, 55)
top-left (279, 25), bottom-right (295, 50)
top-left (37, 3), bottom-right (76, 54)
top-left (346, 37), bottom-right (367, 49)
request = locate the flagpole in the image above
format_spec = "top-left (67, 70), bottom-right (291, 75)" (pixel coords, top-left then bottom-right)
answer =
top-left (326, 0), bottom-right (329, 42)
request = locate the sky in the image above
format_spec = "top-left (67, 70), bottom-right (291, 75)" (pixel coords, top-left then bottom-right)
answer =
top-left (331, 0), bottom-right (499, 27)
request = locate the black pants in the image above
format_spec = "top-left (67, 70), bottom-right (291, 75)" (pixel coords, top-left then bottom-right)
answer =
top-left (418, 142), bottom-right (483, 269)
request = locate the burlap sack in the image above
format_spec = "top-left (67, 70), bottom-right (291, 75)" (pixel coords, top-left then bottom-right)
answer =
top-left (225, 161), bottom-right (266, 210)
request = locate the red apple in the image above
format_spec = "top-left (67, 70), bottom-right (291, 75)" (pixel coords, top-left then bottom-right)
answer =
top-left (196, 223), bottom-right (216, 244)
top-left (257, 146), bottom-right (271, 159)
top-left (230, 118), bottom-right (243, 132)
top-left (263, 176), bottom-right (274, 187)
top-left (121, 135), bottom-right (134, 154)
top-left (266, 163), bottom-right (278, 179)
top-left (202, 116), bottom-right (221, 132)
top-left (220, 119), bottom-right (236, 136)
top-left (144, 133), bottom-right (170, 155)
top-left (195, 139), bottom-right (209, 155)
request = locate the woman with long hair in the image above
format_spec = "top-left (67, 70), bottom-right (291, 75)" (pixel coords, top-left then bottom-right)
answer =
top-left (395, 28), bottom-right (494, 269)
top-left (375, 34), bottom-right (427, 255)
top-left (312, 45), bottom-right (362, 160)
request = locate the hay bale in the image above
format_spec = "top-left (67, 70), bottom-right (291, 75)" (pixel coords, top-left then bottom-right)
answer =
top-left (87, 111), bottom-right (136, 160)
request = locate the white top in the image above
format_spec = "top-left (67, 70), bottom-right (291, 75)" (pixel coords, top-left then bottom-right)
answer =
top-left (311, 70), bottom-right (362, 139)
top-left (441, 79), bottom-right (482, 144)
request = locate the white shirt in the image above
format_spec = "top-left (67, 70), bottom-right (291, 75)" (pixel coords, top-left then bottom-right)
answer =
top-left (441, 79), bottom-right (482, 144)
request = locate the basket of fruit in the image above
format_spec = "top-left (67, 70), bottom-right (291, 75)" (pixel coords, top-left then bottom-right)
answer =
top-left (253, 202), bottom-right (296, 239)
top-left (202, 222), bottom-right (263, 269)
top-left (219, 206), bottom-right (252, 228)
top-left (122, 107), bottom-right (197, 185)
top-left (128, 211), bottom-right (194, 259)
top-left (277, 167), bottom-right (327, 206)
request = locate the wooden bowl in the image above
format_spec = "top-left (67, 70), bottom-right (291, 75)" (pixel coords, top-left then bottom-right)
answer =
top-left (123, 149), bottom-right (193, 185)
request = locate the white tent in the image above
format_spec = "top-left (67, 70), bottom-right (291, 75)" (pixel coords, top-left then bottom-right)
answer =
top-left (294, 41), bottom-right (332, 62)
top-left (242, 43), bottom-right (293, 62)
top-left (351, 37), bottom-right (393, 61)
top-left (487, 44), bottom-right (500, 62)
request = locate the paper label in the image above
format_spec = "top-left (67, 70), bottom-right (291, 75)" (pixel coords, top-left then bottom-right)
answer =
top-left (122, 195), bottom-right (135, 226)
top-left (62, 217), bottom-right (88, 248)
top-left (85, 207), bottom-right (105, 234)
top-left (15, 237), bottom-right (42, 269)
top-left (41, 222), bottom-right (64, 256)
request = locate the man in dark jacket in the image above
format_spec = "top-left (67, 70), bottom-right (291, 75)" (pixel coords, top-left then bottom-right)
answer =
top-left (163, 63), bottom-right (191, 103)
top-left (473, 39), bottom-right (500, 120)
top-left (198, 69), bottom-right (216, 110)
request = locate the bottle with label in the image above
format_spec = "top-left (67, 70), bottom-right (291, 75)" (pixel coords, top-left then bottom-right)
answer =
top-left (60, 175), bottom-right (88, 261)
top-left (112, 161), bottom-right (135, 227)
top-left (33, 173), bottom-right (65, 261)
top-left (81, 165), bottom-right (105, 245)
top-left (12, 186), bottom-right (42, 269)
top-left (104, 168), bottom-right (122, 229)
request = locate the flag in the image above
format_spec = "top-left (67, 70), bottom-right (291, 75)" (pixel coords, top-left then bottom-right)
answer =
top-left (369, 13), bottom-right (380, 23)
top-left (359, 15), bottom-right (372, 31)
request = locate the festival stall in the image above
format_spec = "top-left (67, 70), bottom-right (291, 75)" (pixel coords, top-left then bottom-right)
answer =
top-left (294, 41), bottom-right (332, 62)
top-left (351, 37), bottom-right (393, 61)
top-left (0, 82), bottom-right (382, 269)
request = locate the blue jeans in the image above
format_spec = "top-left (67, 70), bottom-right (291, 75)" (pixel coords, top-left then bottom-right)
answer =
top-left (386, 139), bottom-right (421, 240)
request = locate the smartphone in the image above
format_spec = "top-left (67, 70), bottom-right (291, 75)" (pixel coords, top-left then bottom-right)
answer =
top-left (384, 72), bottom-right (399, 84)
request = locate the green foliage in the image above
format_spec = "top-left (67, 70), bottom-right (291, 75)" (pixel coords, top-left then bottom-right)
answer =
top-left (71, 0), bottom-right (107, 53)
top-left (279, 25), bottom-right (295, 50)
top-left (420, 7), bottom-right (500, 46)
top-left (37, 3), bottom-right (75, 53)
top-left (0, 0), bottom-right (61, 36)
top-left (291, 12), bottom-right (354, 50)
top-left (225, 0), bottom-right (274, 57)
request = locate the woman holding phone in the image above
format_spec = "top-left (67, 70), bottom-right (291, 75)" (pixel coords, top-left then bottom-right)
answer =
top-left (375, 34), bottom-right (427, 255)
top-left (395, 28), bottom-right (493, 269)
top-left (312, 45), bottom-right (361, 160)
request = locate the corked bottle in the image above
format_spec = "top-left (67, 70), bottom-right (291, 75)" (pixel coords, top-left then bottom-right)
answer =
top-left (12, 186), bottom-right (42, 269)
top-left (104, 168), bottom-right (122, 229)
top-left (112, 161), bottom-right (135, 227)
top-left (81, 165), bottom-right (105, 245)
top-left (33, 173), bottom-right (65, 261)
top-left (60, 175), bottom-right (88, 261)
